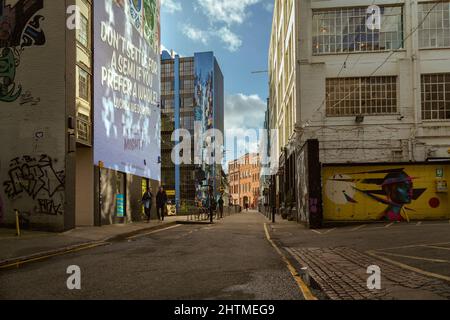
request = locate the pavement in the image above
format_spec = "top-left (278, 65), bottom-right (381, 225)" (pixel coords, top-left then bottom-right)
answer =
top-left (0, 212), bottom-right (303, 300)
top-left (0, 216), bottom-right (183, 267)
top-left (268, 215), bottom-right (450, 300)
top-left (1, 211), bottom-right (449, 300)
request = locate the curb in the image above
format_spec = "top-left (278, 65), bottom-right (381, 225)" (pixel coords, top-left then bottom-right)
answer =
top-left (0, 221), bottom-right (180, 269)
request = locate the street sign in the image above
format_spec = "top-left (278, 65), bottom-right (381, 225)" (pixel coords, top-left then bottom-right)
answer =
top-left (166, 190), bottom-right (176, 196)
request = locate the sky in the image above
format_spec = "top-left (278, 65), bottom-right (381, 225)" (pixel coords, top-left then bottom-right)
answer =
top-left (160, 0), bottom-right (274, 163)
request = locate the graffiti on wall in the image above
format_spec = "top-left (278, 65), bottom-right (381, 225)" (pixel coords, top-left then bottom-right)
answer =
top-left (3, 155), bottom-right (65, 215)
top-left (0, 0), bottom-right (46, 102)
top-left (323, 165), bottom-right (449, 222)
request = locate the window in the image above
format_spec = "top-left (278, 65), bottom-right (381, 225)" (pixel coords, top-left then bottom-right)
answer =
top-left (77, 13), bottom-right (89, 48)
top-left (421, 73), bottom-right (450, 120)
top-left (78, 67), bottom-right (90, 101)
top-left (312, 6), bottom-right (403, 54)
top-left (162, 81), bottom-right (173, 94)
top-left (326, 76), bottom-right (397, 116)
top-left (419, 1), bottom-right (450, 48)
top-left (181, 79), bottom-right (194, 92)
top-left (180, 60), bottom-right (194, 76)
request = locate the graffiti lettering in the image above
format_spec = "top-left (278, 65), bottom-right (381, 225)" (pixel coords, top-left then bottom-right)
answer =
top-left (37, 199), bottom-right (62, 216)
top-left (3, 155), bottom-right (65, 200)
top-left (19, 90), bottom-right (40, 106)
top-left (0, 0), bottom-right (46, 103)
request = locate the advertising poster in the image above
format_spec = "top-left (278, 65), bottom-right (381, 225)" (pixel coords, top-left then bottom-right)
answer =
top-left (93, 0), bottom-right (161, 180)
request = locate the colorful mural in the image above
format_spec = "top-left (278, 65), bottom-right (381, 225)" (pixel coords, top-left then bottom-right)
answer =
top-left (323, 164), bottom-right (450, 222)
top-left (115, 0), bottom-right (160, 52)
top-left (0, 0), bottom-right (46, 102)
top-left (194, 52), bottom-right (215, 204)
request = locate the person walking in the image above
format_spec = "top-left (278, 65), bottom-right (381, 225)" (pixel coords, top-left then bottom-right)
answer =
top-left (156, 186), bottom-right (168, 222)
top-left (218, 196), bottom-right (224, 219)
top-left (141, 187), bottom-right (153, 223)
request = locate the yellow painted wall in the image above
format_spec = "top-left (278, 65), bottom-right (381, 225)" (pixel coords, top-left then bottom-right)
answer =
top-left (322, 164), bottom-right (450, 221)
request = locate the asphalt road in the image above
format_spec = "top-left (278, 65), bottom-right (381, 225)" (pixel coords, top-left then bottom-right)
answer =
top-left (0, 212), bottom-right (303, 300)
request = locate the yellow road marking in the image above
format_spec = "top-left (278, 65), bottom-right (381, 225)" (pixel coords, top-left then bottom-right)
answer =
top-left (372, 251), bottom-right (449, 263)
top-left (0, 242), bottom-right (107, 270)
top-left (367, 251), bottom-right (450, 282)
top-left (126, 224), bottom-right (182, 240)
top-left (264, 223), bottom-right (317, 301)
top-left (351, 224), bottom-right (367, 231)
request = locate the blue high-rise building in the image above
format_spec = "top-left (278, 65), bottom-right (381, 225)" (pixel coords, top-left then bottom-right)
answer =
top-left (160, 51), bottom-right (224, 211)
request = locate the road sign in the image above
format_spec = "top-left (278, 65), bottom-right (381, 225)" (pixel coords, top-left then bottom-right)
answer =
top-left (166, 190), bottom-right (176, 196)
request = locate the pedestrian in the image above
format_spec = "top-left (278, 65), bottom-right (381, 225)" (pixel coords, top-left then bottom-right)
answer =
top-left (156, 186), bottom-right (168, 222)
top-left (218, 196), bottom-right (224, 218)
top-left (141, 187), bottom-right (153, 223)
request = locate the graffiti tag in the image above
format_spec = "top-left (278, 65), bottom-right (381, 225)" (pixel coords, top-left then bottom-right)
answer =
top-left (3, 155), bottom-right (65, 200)
top-left (19, 90), bottom-right (40, 106)
top-left (37, 198), bottom-right (63, 216)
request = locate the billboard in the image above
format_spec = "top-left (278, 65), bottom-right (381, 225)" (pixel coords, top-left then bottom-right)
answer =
top-left (93, 0), bottom-right (161, 180)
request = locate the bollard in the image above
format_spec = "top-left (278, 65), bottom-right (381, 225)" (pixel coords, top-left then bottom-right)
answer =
top-left (15, 209), bottom-right (21, 237)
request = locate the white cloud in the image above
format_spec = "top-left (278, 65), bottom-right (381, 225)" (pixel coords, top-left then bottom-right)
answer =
top-left (196, 0), bottom-right (261, 26)
top-left (182, 24), bottom-right (209, 45)
top-left (181, 24), bottom-right (243, 52)
top-left (161, 0), bottom-right (182, 14)
top-left (217, 27), bottom-right (242, 52)
top-left (263, 2), bottom-right (274, 13)
top-left (225, 94), bottom-right (266, 160)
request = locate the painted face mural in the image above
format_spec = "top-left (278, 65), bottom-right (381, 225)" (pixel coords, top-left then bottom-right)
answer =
top-left (325, 168), bottom-right (427, 222)
top-left (0, 0), bottom-right (46, 102)
top-left (381, 172), bottom-right (415, 221)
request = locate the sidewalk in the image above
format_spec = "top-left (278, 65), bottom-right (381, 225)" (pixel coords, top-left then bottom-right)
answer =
top-left (0, 216), bottom-right (180, 267)
top-left (266, 214), bottom-right (450, 300)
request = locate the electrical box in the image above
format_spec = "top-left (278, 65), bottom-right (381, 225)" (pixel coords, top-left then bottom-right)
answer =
top-left (436, 179), bottom-right (448, 193)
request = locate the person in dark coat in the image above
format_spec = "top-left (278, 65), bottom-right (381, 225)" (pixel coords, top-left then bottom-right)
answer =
top-left (156, 186), bottom-right (168, 221)
top-left (218, 196), bottom-right (224, 219)
top-left (141, 187), bottom-right (153, 223)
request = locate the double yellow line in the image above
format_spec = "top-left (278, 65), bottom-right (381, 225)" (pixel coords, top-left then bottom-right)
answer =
top-left (264, 223), bottom-right (318, 301)
top-left (0, 242), bottom-right (107, 270)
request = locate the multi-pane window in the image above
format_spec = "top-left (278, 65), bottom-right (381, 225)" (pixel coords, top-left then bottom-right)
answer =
top-left (161, 99), bottom-right (174, 110)
top-left (418, 1), bottom-right (450, 48)
top-left (421, 73), bottom-right (450, 120)
top-left (76, 13), bottom-right (89, 48)
top-left (161, 62), bottom-right (174, 77)
top-left (181, 79), bottom-right (194, 92)
top-left (326, 76), bottom-right (397, 116)
top-left (78, 67), bottom-right (90, 101)
top-left (312, 6), bottom-right (403, 54)
top-left (180, 60), bottom-right (194, 76)
top-left (182, 97), bottom-right (194, 108)
top-left (161, 81), bottom-right (173, 94)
